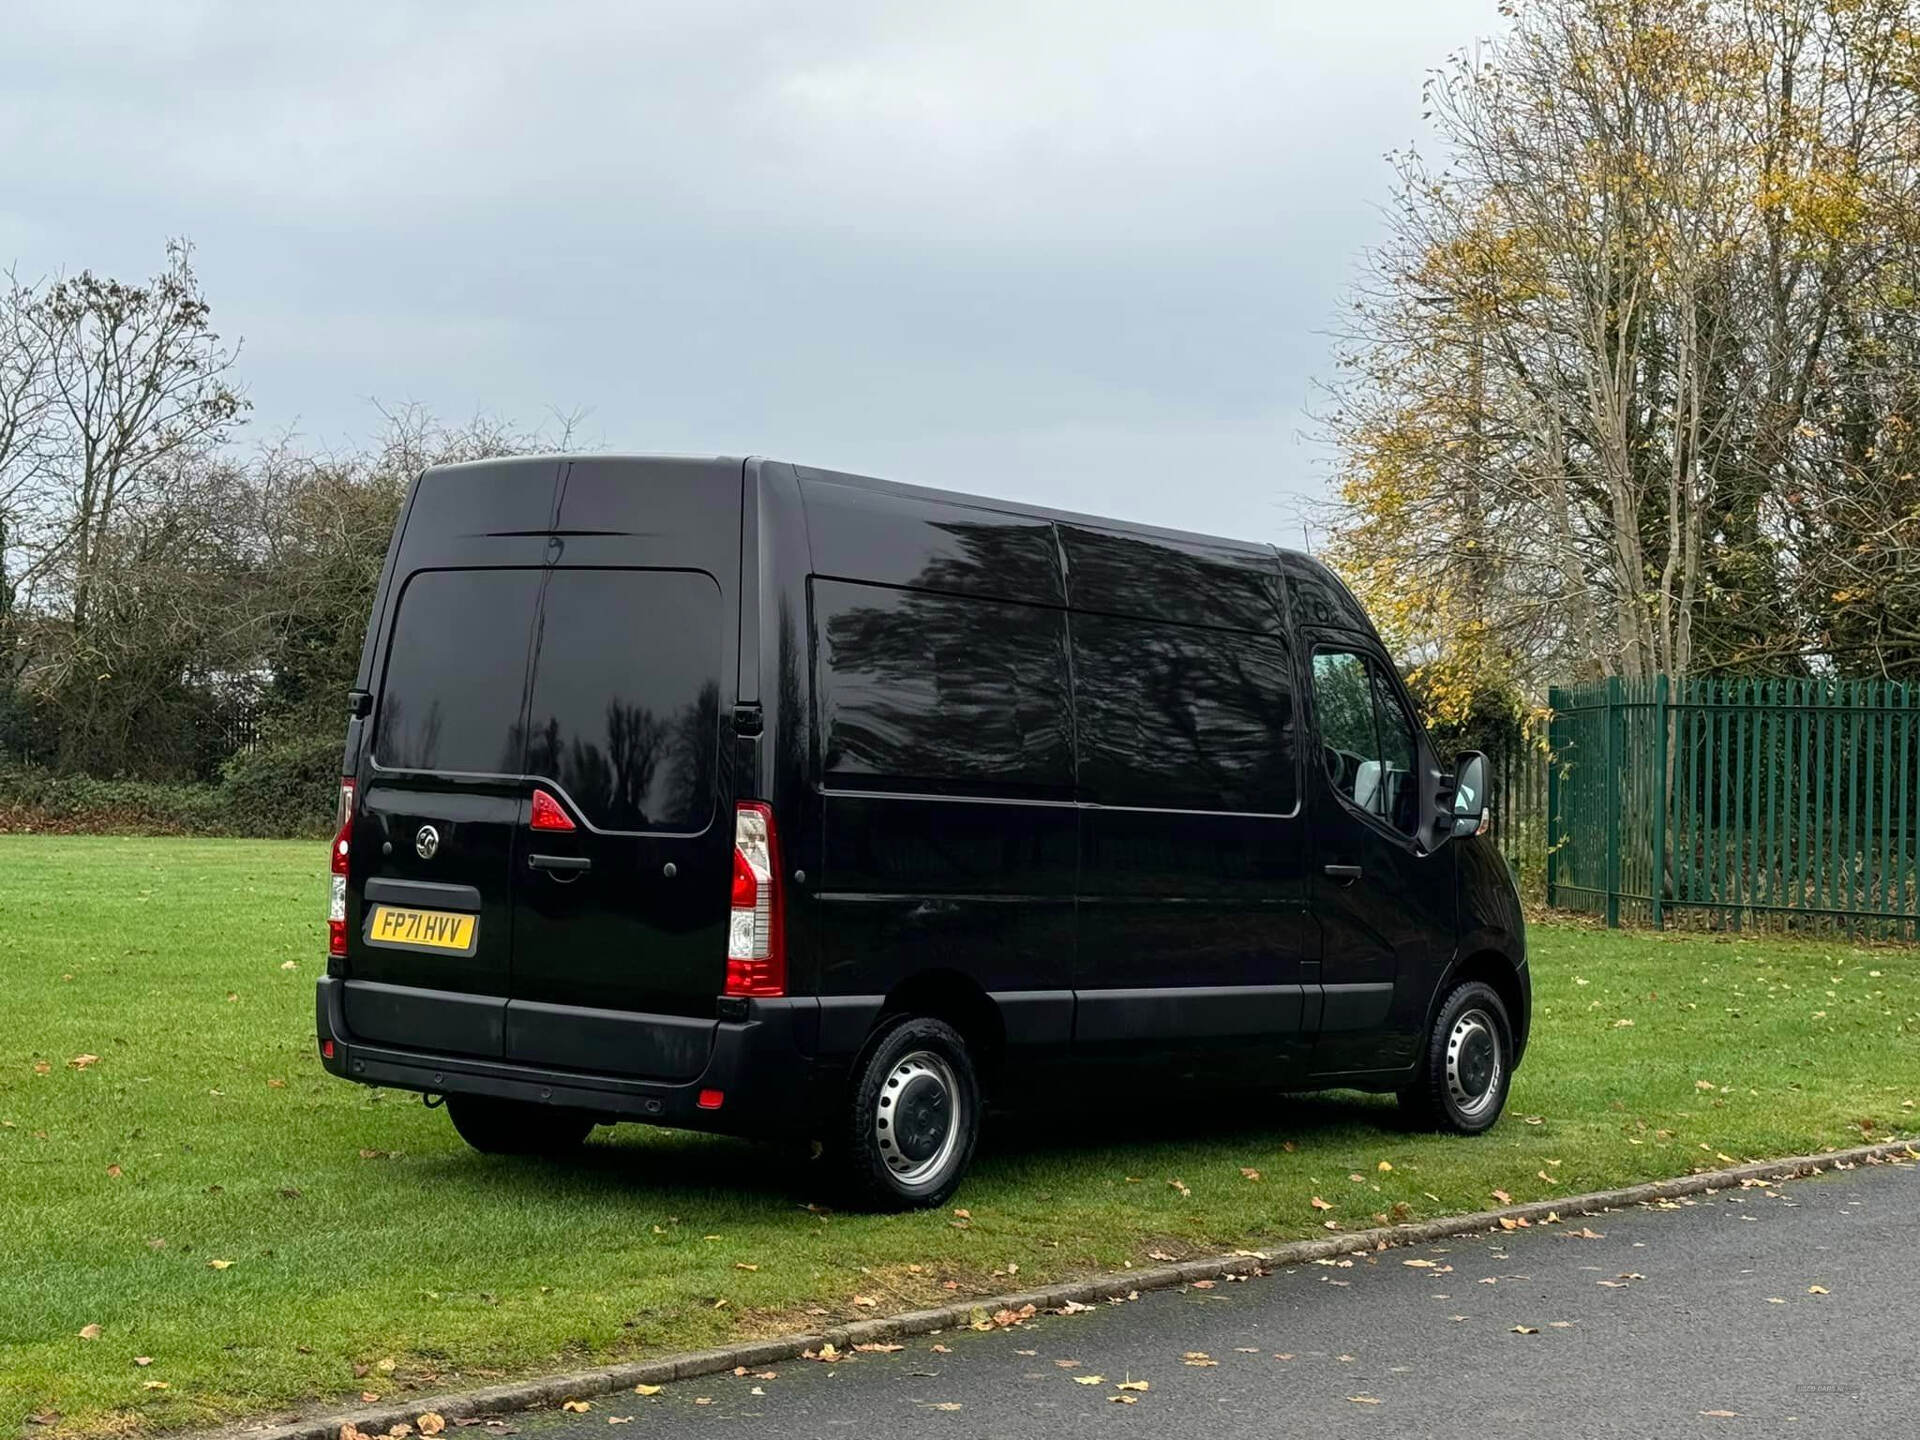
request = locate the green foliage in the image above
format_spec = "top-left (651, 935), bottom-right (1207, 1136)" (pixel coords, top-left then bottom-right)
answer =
top-left (215, 733), bottom-right (342, 838)
top-left (0, 740), bottom-right (337, 839)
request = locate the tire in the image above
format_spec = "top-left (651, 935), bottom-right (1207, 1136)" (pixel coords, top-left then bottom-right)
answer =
top-left (831, 1016), bottom-right (981, 1210)
top-left (445, 1095), bottom-right (595, 1156)
top-left (1399, 980), bottom-right (1514, 1134)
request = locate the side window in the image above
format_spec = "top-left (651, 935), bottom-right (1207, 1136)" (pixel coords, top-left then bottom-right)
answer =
top-left (814, 578), bottom-right (1074, 797)
top-left (1071, 613), bottom-right (1297, 813)
top-left (1310, 649), bottom-right (1420, 836)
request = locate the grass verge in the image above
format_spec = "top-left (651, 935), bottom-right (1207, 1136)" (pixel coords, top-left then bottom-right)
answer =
top-left (2, 836), bottom-right (1916, 1436)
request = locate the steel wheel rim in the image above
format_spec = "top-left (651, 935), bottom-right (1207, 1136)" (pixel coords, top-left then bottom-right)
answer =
top-left (873, 1049), bottom-right (963, 1190)
top-left (1445, 1008), bottom-right (1503, 1121)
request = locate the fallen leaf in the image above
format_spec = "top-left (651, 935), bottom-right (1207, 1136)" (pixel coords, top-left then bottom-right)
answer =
top-left (106, 1165), bottom-right (123, 1179)
top-left (1702, 1411), bottom-right (1740, 1419)
top-left (1240, 1168), bottom-right (1261, 1182)
top-left (77, 1324), bottom-right (101, 1340)
top-left (930, 1402), bottom-right (961, 1411)
top-left (1347, 1395), bottom-right (1381, 1405)
top-left (417, 1416), bottom-right (446, 1436)
top-left (853, 1343), bottom-right (903, 1354)
top-left (134, 1357), bottom-right (152, 1366)
top-left (1117, 1380), bottom-right (1150, 1392)
top-left (1190, 1279), bottom-right (1215, 1290)
top-left (692, 1398), bottom-right (711, 1407)
top-left (1310, 1196), bottom-right (1333, 1211)
top-left (561, 1400), bottom-right (590, 1413)
top-left (1809, 1285), bottom-right (1829, 1295)
top-left (632, 1385), bottom-right (662, 1396)
top-left (1168, 1178), bottom-right (1191, 1198)
top-left (952, 1208), bottom-right (970, 1219)
top-left (1403, 1258), bottom-right (1439, 1268)
top-left (69, 1054), bottom-right (100, 1070)
top-left (1377, 1160), bottom-right (1393, 1172)
top-left (852, 1294), bottom-right (878, 1308)
top-left (1110, 1394), bottom-right (1137, 1405)
top-left (207, 1259), bottom-right (233, 1270)
top-left (1073, 1375), bottom-right (1104, 1385)
top-left (607, 1418), bottom-right (634, 1425)
top-left (143, 1380), bottom-right (170, 1391)
top-left (1182, 1352), bottom-right (1218, 1367)
top-left (1148, 1249), bottom-right (1177, 1262)
top-left (1511, 1326), bottom-right (1539, 1335)
top-left (1491, 1189), bottom-right (1512, 1204)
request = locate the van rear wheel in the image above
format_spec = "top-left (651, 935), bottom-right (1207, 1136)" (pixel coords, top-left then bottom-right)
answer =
top-left (1399, 980), bottom-right (1513, 1134)
top-left (832, 1017), bottom-right (980, 1210)
top-left (445, 1095), bottom-right (595, 1155)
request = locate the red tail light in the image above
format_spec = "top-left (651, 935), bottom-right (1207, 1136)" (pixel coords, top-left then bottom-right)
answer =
top-left (328, 779), bottom-right (354, 958)
top-left (530, 787), bottom-right (575, 832)
top-left (724, 801), bottom-right (785, 997)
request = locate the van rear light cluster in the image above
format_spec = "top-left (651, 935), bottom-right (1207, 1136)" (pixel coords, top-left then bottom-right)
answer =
top-left (328, 779), bottom-right (354, 958)
top-left (725, 802), bottom-right (785, 997)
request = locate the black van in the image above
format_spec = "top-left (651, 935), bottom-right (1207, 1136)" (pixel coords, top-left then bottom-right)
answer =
top-left (318, 455), bottom-right (1529, 1207)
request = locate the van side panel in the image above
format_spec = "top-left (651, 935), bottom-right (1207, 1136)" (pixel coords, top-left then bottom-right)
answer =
top-left (797, 476), bottom-right (1078, 1056)
top-left (1062, 526), bottom-right (1313, 1077)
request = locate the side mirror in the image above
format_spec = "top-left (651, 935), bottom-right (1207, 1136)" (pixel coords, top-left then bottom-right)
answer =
top-left (1448, 751), bottom-right (1490, 839)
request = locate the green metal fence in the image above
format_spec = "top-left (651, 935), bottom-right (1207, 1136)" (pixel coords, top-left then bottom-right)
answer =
top-left (1546, 676), bottom-right (1920, 935)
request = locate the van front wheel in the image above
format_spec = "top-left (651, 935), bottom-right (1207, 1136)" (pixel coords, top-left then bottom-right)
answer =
top-left (834, 1017), bottom-right (981, 1210)
top-left (445, 1095), bottom-right (595, 1155)
top-left (1399, 980), bottom-right (1513, 1134)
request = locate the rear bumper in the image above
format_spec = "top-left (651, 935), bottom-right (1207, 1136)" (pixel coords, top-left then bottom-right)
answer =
top-left (315, 976), bottom-right (819, 1139)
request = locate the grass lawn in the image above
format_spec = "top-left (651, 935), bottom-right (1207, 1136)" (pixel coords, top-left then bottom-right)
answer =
top-left (3, 836), bottom-right (1916, 1436)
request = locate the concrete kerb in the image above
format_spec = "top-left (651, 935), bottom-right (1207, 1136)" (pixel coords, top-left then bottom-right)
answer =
top-left (195, 1136), bottom-right (1918, 1440)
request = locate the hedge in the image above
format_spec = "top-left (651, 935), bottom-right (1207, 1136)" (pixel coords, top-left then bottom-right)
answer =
top-left (0, 735), bottom-right (339, 839)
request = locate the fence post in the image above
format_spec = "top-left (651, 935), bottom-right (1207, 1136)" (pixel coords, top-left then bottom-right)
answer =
top-left (1545, 686), bottom-right (1563, 909)
top-left (1651, 673), bottom-right (1669, 931)
top-left (1605, 674), bottom-right (1623, 928)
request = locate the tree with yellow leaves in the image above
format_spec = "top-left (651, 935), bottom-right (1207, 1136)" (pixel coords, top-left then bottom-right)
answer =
top-left (1324, 0), bottom-right (1920, 718)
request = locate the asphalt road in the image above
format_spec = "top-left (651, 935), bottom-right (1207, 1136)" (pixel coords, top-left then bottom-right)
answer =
top-left (510, 1159), bottom-right (1919, 1440)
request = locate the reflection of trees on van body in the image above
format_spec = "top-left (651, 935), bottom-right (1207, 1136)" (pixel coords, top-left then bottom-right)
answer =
top-left (818, 521), bottom-right (1074, 798)
top-left (1073, 613), bottom-right (1297, 813)
top-left (820, 517), bottom-right (1299, 811)
top-left (518, 681), bottom-right (718, 831)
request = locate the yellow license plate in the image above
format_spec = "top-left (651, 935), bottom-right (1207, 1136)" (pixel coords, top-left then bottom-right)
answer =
top-left (365, 905), bottom-right (477, 953)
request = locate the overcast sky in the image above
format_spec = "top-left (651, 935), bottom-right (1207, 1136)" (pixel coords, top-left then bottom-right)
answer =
top-left (1, 0), bottom-right (1502, 543)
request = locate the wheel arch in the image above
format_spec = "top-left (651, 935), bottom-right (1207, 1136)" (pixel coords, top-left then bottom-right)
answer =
top-left (1435, 949), bottom-right (1531, 1064)
top-left (871, 969), bottom-right (1007, 1092)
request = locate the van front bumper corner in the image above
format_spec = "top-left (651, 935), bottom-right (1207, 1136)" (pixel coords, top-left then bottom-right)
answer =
top-left (315, 976), bottom-right (818, 1138)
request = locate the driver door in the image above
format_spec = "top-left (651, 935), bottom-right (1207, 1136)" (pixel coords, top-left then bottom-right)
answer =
top-left (1304, 643), bottom-right (1456, 1076)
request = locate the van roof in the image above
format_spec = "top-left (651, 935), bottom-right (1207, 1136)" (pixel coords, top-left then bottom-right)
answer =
top-left (424, 452), bottom-right (1318, 568)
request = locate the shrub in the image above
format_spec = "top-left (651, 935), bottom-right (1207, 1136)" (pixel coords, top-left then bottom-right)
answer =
top-left (0, 734), bottom-right (339, 839)
top-left (216, 734), bottom-right (342, 838)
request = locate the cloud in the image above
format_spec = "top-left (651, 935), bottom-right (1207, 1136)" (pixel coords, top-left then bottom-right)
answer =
top-left (0, 0), bottom-right (1504, 538)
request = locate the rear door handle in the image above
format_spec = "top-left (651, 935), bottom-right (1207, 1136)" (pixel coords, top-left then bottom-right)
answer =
top-left (1323, 864), bottom-right (1363, 884)
top-left (528, 853), bottom-right (592, 873)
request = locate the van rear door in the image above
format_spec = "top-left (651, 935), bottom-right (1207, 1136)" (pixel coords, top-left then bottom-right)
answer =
top-left (500, 459), bottom-right (743, 1082)
top-left (348, 565), bottom-right (543, 1057)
